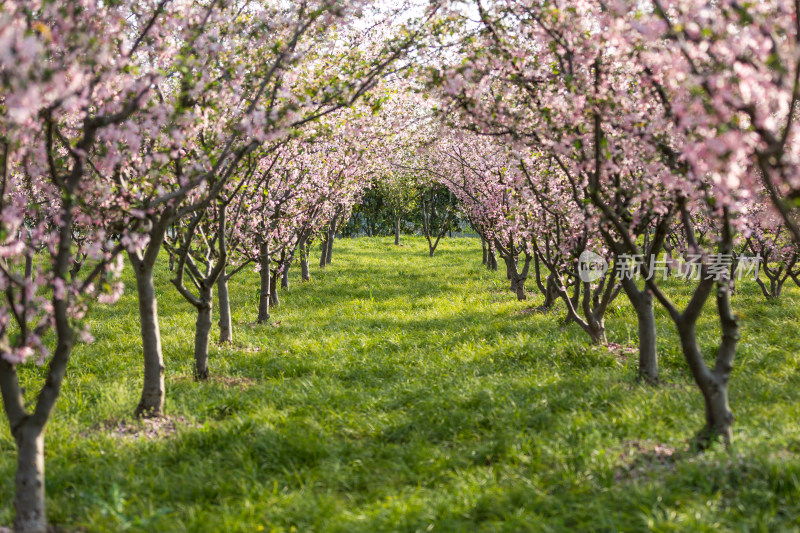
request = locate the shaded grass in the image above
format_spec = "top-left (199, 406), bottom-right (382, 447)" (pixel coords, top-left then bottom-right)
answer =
top-left (1, 236), bottom-right (799, 532)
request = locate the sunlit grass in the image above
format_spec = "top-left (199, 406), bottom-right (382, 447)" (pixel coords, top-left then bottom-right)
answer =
top-left (1, 236), bottom-right (799, 531)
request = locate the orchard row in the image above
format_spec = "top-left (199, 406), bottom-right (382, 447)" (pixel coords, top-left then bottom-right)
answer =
top-left (2, 1), bottom-right (800, 532)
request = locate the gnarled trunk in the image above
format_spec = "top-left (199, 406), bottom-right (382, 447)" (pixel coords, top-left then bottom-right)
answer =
top-left (670, 282), bottom-right (738, 447)
top-left (217, 273), bottom-right (232, 344)
top-left (676, 318), bottom-right (734, 446)
top-left (503, 253), bottom-right (530, 301)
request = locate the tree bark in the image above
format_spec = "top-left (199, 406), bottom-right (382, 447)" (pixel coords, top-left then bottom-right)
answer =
top-left (620, 277), bottom-right (658, 383)
top-left (634, 292), bottom-right (658, 383)
top-left (270, 269), bottom-right (280, 307)
top-left (130, 255), bottom-right (165, 418)
top-left (193, 288), bottom-right (213, 381)
top-left (13, 425), bottom-right (46, 533)
top-left (502, 253), bottom-right (530, 301)
top-left (300, 239), bottom-right (311, 281)
top-left (675, 307), bottom-right (735, 446)
top-left (394, 216), bottom-right (401, 245)
top-left (319, 235), bottom-right (328, 269)
top-left (281, 265), bottom-right (290, 290)
top-left (504, 254), bottom-right (514, 282)
top-left (217, 273), bottom-right (232, 344)
top-left (325, 222), bottom-right (335, 265)
top-left (543, 275), bottom-right (558, 308)
top-left (257, 240), bottom-right (270, 324)
top-left (481, 237), bottom-right (488, 265)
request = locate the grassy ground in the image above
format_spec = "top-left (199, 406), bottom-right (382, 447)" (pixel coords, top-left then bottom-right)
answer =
top-left (1, 236), bottom-right (800, 532)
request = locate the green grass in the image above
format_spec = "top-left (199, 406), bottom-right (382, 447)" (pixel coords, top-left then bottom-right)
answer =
top-left (2, 236), bottom-right (800, 532)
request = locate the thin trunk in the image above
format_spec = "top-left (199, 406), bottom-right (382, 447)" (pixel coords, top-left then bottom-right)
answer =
top-left (394, 216), bottom-right (401, 245)
top-left (481, 237), bottom-right (488, 265)
top-left (319, 235), bottom-right (328, 269)
top-left (14, 425), bottom-right (46, 533)
top-left (257, 240), bottom-right (270, 324)
top-left (300, 239), bottom-right (311, 281)
top-left (326, 224), bottom-right (335, 265)
top-left (131, 255), bottom-right (165, 418)
top-left (217, 273), bottom-right (232, 344)
top-left (756, 270), bottom-right (788, 300)
top-left (488, 248), bottom-right (498, 271)
top-left (24, 255), bottom-right (33, 281)
top-left (270, 270), bottom-right (280, 307)
top-left (281, 265), bottom-right (290, 290)
top-left (193, 288), bottom-right (212, 380)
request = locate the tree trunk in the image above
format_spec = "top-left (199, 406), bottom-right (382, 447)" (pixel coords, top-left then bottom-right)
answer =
top-left (635, 297), bottom-right (658, 382)
top-left (131, 256), bottom-right (165, 418)
top-left (281, 266), bottom-right (290, 290)
top-left (488, 248), bottom-right (497, 271)
top-left (514, 275), bottom-right (527, 300)
top-left (300, 240), bottom-right (311, 281)
top-left (24, 255), bottom-right (33, 281)
top-left (394, 216), bottom-right (401, 245)
top-left (217, 274), bottom-right (232, 344)
top-left (193, 288), bottom-right (213, 381)
top-left (700, 378), bottom-right (733, 445)
top-left (481, 237), bottom-right (488, 265)
top-left (589, 321), bottom-right (607, 344)
top-left (257, 240), bottom-right (270, 324)
top-left (621, 279), bottom-right (658, 383)
top-left (319, 235), bottom-right (328, 269)
top-left (325, 225), bottom-right (334, 265)
top-left (13, 425), bottom-right (46, 533)
top-left (543, 275), bottom-right (558, 309)
top-left (676, 318), bottom-right (734, 446)
top-left (270, 270), bottom-right (280, 307)
top-left (503, 255), bottom-right (514, 282)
